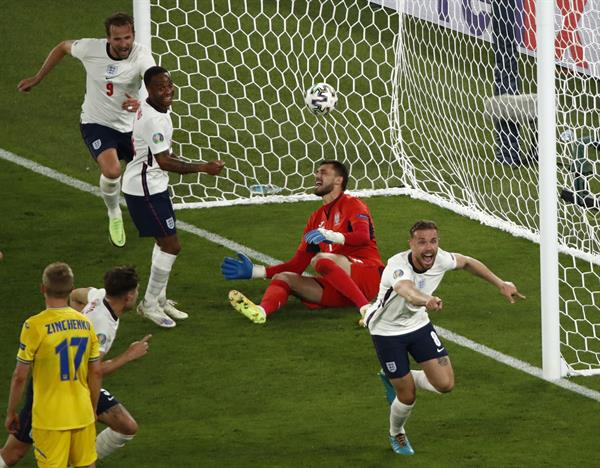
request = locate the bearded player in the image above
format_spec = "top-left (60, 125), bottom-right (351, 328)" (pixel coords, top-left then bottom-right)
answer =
top-left (17, 12), bottom-right (156, 247)
top-left (221, 160), bottom-right (384, 323)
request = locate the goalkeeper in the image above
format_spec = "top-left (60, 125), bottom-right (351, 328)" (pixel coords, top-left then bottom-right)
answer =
top-left (221, 160), bottom-right (384, 324)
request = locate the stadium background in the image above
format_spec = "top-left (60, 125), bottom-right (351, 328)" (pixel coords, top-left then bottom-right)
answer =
top-left (0, 1), bottom-right (598, 466)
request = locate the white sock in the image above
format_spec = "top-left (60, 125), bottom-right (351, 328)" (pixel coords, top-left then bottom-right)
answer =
top-left (390, 398), bottom-right (414, 436)
top-left (411, 370), bottom-right (441, 394)
top-left (152, 244), bottom-right (168, 305)
top-left (144, 248), bottom-right (177, 307)
top-left (100, 174), bottom-right (122, 219)
top-left (96, 427), bottom-right (134, 459)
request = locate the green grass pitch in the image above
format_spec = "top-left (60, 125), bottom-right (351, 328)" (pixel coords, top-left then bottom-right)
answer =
top-left (0, 1), bottom-right (599, 467)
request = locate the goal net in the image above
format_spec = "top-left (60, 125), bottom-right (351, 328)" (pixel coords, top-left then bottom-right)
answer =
top-left (146, 0), bottom-right (600, 375)
top-left (149, 0), bottom-right (402, 207)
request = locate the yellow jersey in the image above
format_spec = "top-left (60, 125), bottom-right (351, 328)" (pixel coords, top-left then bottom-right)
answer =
top-left (16, 307), bottom-right (100, 430)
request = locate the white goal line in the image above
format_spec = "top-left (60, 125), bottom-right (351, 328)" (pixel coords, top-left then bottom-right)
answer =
top-left (1, 147), bottom-right (599, 403)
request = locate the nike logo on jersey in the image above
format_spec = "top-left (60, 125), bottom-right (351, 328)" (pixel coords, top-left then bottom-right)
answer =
top-left (437, 347), bottom-right (445, 353)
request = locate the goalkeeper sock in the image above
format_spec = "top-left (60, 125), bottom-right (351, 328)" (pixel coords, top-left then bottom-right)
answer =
top-left (313, 258), bottom-right (369, 308)
top-left (144, 248), bottom-right (177, 307)
top-left (99, 174), bottom-right (122, 219)
top-left (260, 279), bottom-right (290, 315)
top-left (411, 370), bottom-right (441, 394)
top-left (96, 428), bottom-right (135, 459)
top-left (390, 398), bottom-right (414, 436)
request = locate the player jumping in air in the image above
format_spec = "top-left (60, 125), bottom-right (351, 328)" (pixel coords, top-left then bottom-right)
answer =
top-left (361, 220), bottom-right (525, 455)
top-left (17, 12), bottom-right (156, 248)
top-left (221, 160), bottom-right (384, 324)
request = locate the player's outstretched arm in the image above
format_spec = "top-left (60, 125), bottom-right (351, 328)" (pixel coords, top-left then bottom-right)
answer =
top-left (394, 280), bottom-right (443, 311)
top-left (154, 151), bottom-right (225, 175)
top-left (17, 41), bottom-right (73, 92)
top-left (454, 253), bottom-right (525, 303)
top-left (101, 335), bottom-right (152, 376)
top-left (221, 253), bottom-right (266, 280)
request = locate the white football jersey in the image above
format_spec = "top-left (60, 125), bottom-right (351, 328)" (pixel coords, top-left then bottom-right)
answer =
top-left (366, 248), bottom-right (457, 336)
top-left (81, 288), bottom-right (120, 355)
top-left (71, 38), bottom-right (155, 133)
top-left (122, 100), bottom-right (172, 196)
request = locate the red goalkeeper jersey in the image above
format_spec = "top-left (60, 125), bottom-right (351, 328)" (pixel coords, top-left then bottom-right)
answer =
top-left (266, 193), bottom-right (384, 278)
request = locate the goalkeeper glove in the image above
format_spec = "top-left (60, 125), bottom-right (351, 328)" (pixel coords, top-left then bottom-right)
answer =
top-left (304, 228), bottom-right (345, 245)
top-left (221, 253), bottom-right (266, 280)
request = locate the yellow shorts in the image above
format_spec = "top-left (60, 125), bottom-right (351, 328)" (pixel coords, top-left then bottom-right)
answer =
top-left (31, 423), bottom-right (96, 468)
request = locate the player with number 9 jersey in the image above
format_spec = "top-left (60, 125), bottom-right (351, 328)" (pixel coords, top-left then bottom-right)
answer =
top-left (70, 37), bottom-right (154, 134)
top-left (16, 13), bottom-right (156, 249)
top-left (17, 307), bottom-right (100, 430)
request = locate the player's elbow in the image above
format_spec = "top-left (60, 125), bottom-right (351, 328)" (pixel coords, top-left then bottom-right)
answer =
top-left (57, 40), bottom-right (73, 55)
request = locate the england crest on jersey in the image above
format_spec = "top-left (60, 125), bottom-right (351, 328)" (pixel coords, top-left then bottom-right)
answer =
top-left (105, 64), bottom-right (119, 78)
top-left (385, 361), bottom-right (397, 373)
top-left (166, 217), bottom-right (175, 229)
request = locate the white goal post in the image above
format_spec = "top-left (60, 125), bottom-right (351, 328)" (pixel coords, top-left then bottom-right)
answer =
top-left (134, 0), bottom-right (600, 378)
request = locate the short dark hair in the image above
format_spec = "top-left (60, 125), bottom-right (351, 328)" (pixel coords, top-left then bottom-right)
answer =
top-left (105, 12), bottom-right (135, 36)
top-left (144, 65), bottom-right (169, 88)
top-left (409, 220), bottom-right (438, 237)
top-left (104, 266), bottom-right (139, 298)
top-left (43, 262), bottom-right (74, 298)
top-left (319, 160), bottom-right (349, 191)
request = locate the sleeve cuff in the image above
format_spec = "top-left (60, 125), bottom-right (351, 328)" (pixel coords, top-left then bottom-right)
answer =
top-left (252, 265), bottom-right (266, 279)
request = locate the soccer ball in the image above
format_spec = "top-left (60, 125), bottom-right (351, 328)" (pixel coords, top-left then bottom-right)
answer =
top-left (305, 83), bottom-right (338, 114)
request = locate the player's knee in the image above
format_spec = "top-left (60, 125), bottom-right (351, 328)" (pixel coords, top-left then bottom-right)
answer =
top-left (310, 252), bottom-right (328, 266)
top-left (396, 390), bottom-right (416, 405)
top-left (160, 239), bottom-right (181, 256)
top-left (434, 376), bottom-right (454, 393)
top-left (1, 443), bottom-right (29, 465)
top-left (311, 254), bottom-right (333, 271)
top-left (394, 381), bottom-right (416, 405)
top-left (271, 272), bottom-right (295, 285)
top-left (107, 412), bottom-right (138, 436)
top-left (119, 417), bottom-right (139, 436)
top-left (102, 166), bottom-right (121, 179)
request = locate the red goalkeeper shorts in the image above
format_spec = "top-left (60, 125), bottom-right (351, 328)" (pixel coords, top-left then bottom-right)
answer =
top-left (302, 262), bottom-right (383, 309)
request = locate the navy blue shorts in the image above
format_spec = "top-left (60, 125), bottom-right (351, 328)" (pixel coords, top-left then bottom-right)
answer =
top-left (15, 384), bottom-right (120, 444)
top-left (371, 322), bottom-right (449, 379)
top-left (80, 123), bottom-right (134, 162)
top-left (124, 190), bottom-right (176, 238)
top-left (97, 388), bottom-right (121, 414)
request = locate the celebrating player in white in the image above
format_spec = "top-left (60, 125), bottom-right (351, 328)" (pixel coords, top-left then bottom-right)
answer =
top-left (0, 266), bottom-right (150, 467)
top-left (17, 12), bottom-right (156, 248)
top-left (123, 66), bottom-right (225, 327)
top-left (361, 220), bottom-right (525, 456)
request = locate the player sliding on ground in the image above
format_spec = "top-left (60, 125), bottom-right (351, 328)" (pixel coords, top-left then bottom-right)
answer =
top-left (221, 160), bottom-right (384, 324)
top-left (361, 220), bottom-right (525, 456)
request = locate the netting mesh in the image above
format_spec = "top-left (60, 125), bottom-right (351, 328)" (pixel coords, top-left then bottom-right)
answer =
top-left (149, 0), bottom-right (600, 374)
top-left (151, 0), bottom-right (401, 206)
